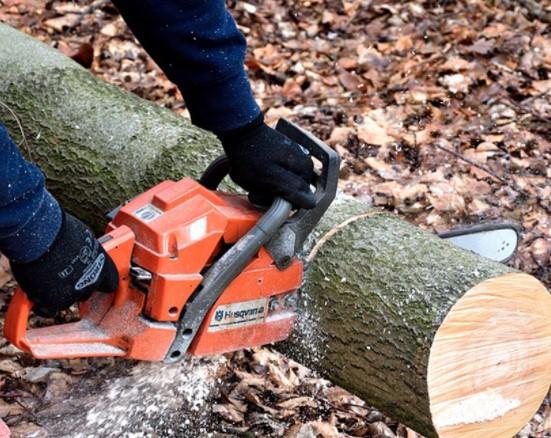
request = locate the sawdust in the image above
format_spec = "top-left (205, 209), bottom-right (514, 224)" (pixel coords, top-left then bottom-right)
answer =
top-left (45, 356), bottom-right (225, 437)
top-left (433, 390), bottom-right (522, 428)
top-left (284, 194), bottom-right (383, 371)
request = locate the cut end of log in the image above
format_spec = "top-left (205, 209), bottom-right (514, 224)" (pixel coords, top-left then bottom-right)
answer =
top-left (428, 273), bottom-right (551, 438)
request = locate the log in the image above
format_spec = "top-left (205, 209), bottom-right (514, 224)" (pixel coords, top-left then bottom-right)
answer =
top-left (285, 201), bottom-right (551, 438)
top-left (1, 23), bottom-right (551, 437)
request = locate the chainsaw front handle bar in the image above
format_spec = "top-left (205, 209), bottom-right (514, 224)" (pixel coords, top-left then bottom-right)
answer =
top-left (201, 118), bottom-right (341, 269)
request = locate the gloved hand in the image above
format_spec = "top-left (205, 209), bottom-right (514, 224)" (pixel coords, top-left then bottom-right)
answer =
top-left (217, 115), bottom-right (316, 209)
top-left (10, 212), bottom-right (119, 317)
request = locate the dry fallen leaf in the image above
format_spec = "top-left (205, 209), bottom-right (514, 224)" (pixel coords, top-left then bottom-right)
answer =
top-left (43, 13), bottom-right (80, 32)
top-left (213, 403), bottom-right (245, 423)
top-left (21, 366), bottom-right (59, 384)
top-left (0, 359), bottom-right (22, 375)
top-left (530, 238), bottom-right (551, 266)
top-left (357, 117), bottom-right (395, 146)
top-left (278, 396), bottom-right (317, 409)
top-left (439, 57), bottom-right (476, 72)
top-left (338, 71), bottom-right (363, 92)
top-left (439, 73), bottom-right (471, 94)
top-left (311, 420), bottom-right (341, 438)
top-left (328, 126), bottom-right (354, 146)
top-left (0, 399), bottom-right (25, 417)
top-left (0, 256), bottom-right (11, 289)
top-left (369, 421), bottom-right (396, 438)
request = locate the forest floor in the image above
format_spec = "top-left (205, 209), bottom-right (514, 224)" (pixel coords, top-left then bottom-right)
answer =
top-left (0, 0), bottom-right (551, 436)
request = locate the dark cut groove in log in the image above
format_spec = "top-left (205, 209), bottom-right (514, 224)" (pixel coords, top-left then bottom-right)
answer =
top-left (1, 23), bottom-right (551, 437)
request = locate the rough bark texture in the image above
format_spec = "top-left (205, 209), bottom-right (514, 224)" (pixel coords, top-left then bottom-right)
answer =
top-left (0, 24), bottom-right (547, 437)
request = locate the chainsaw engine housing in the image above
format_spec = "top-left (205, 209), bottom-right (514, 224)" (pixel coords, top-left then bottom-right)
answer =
top-left (108, 177), bottom-right (303, 358)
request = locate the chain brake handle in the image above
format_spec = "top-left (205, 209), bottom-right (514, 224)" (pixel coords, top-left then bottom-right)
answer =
top-left (200, 118), bottom-right (340, 269)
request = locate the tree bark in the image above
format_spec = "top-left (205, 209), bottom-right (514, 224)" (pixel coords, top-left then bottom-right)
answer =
top-left (1, 23), bottom-right (551, 438)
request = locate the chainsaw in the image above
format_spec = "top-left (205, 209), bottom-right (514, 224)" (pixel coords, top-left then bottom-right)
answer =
top-left (2, 119), bottom-right (521, 363)
top-left (3, 119), bottom-right (339, 362)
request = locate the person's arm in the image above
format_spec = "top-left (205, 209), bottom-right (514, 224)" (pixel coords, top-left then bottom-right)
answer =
top-left (0, 124), bottom-right (62, 263)
top-left (112, 0), bottom-right (260, 132)
top-left (113, 0), bottom-right (316, 209)
top-left (0, 124), bottom-right (118, 316)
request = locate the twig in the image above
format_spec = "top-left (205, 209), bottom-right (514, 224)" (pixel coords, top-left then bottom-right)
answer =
top-left (497, 0), bottom-right (551, 23)
top-left (69, 0), bottom-right (111, 29)
top-left (520, 89), bottom-right (551, 106)
top-left (0, 100), bottom-right (33, 161)
top-left (503, 96), bottom-right (551, 124)
top-left (13, 398), bottom-right (47, 428)
top-left (433, 141), bottom-right (551, 214)
top-left (433, 142), bottom-right (509, 185)
top-left (514, 0), bottom-right (551, 24)
top-left (81, 0), bottom-right (111, 15)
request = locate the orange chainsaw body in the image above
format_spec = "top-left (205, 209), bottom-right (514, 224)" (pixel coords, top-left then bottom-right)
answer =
top-left (4, 178), bottom-right (303, 361)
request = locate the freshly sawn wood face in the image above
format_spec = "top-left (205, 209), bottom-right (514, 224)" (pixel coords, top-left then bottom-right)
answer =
top-left (428, 273), bottom-right (551, 438)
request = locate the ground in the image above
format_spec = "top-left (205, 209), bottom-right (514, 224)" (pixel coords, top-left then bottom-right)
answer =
top-left (0, 0), bottom-right (550, 436)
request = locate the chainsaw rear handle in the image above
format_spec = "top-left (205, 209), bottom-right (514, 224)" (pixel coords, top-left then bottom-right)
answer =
top-left (200, 118), bottom-right (340, 269)
top-left (4, 226), bottom-right (135, 357)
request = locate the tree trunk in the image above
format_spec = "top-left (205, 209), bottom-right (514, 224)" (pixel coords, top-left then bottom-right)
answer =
top-left (1, 23), bottom-right (551, 438)
top-left (284, 200), bottom-right (551, 437)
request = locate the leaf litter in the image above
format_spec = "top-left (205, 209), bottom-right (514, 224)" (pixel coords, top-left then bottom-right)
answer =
top-left (0, 0), bottom-right (551, 436)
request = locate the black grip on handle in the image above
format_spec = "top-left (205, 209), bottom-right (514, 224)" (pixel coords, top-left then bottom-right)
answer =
top-left (267, 119), bottom-right (340, 269)
top-left (274, 118), bottom-right (339, 216)
top-left (199, 155), bottom-right (231, 190)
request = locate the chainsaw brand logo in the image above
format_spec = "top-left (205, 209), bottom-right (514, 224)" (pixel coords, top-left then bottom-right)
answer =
top-left (208, 298), bottom-right (267, 332)
top-left (75, 253), bottom-right (105, 291)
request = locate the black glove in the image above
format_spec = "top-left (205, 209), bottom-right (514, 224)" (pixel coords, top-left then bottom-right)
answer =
top-left (217, 115), bottom-right (316, 209)
top-left (10, 212), bottom-right (119, 317)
